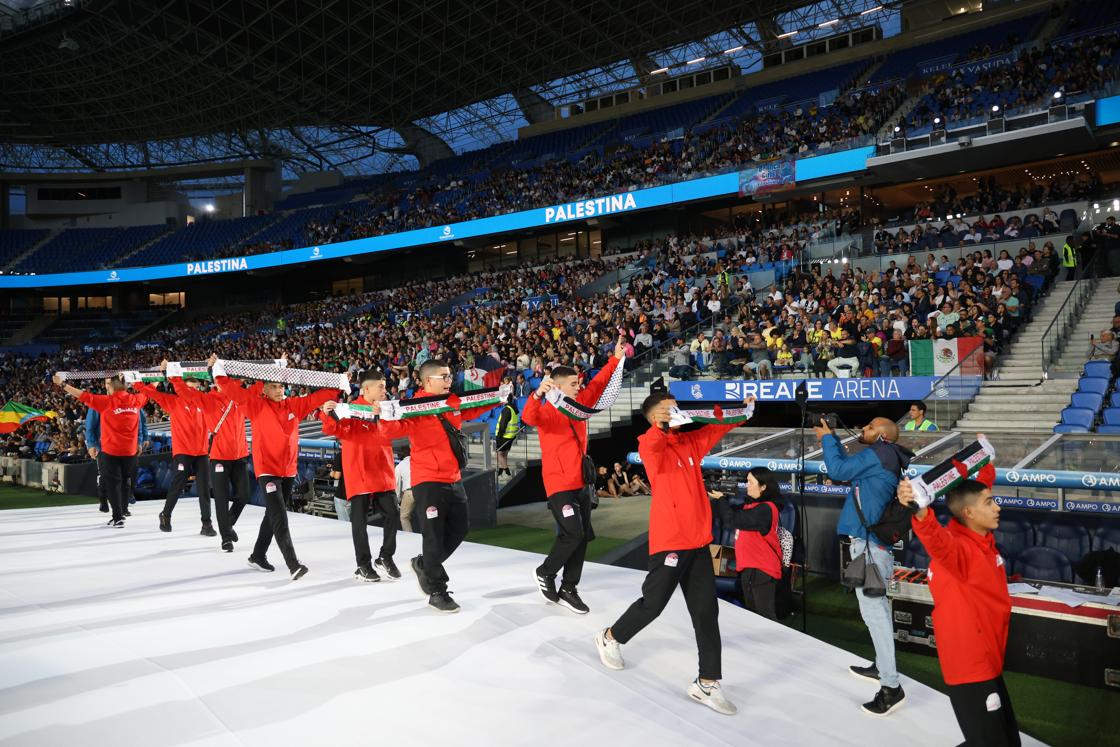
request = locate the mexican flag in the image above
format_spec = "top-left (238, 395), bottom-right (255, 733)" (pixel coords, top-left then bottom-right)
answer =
top-left (0, 401), bottom-right (57, 434)
top-left (909, 337), bottom-right (984, 376)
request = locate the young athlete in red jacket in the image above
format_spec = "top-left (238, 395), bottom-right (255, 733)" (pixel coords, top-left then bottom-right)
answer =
top-left (318, 371), bottom-right (402, 583)
top-left (897, 471), bottom-right (1019, 746)
top-left (132, 376), bottom-right (213, 536)
top-left (373, 359), bottom-right (503, 613)
top-left (213, 363), bottom-right (347, 580)
top-left (170, 359), bottom-right (259, 552)
top-left (594, 392), bottom-right (754, 717)
top-left (713, 466), bottom-right (783, 620)
top-left (521, 338), bottom-right (625, 614)
top-left (54, 373), bottom-right (147, 527)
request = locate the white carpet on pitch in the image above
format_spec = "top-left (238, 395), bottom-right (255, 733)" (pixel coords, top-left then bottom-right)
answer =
top-left (0, 502), bottom-right (1045, 747)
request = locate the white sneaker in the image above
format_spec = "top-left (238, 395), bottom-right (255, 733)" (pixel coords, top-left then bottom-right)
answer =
top-left (594, 628), bottom-right (624, 670)
top-left (687, 679), bottom-right (737, 715)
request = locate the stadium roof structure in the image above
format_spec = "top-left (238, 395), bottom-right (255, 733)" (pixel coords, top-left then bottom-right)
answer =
top-left (0, 0), bottom-right (897, 179)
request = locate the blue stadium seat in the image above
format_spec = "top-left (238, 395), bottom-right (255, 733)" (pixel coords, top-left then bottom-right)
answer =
top-left (1058, 407), bottom-right (1094, 430)
top-left (1077, 378), bottom-right (1108, 396)
top-left (904, 534), bottom-right (930, 569)
top-left (1096, 425), bottom-right (1120, 434)
top-left (1015, 546), bottom-right (1072, 583)
top-left (1110, 392), bottom-right (1120, 408)
top-left (1083, 361), bottom-right (1112, 379)
top-left (993, 517), bottom-right (1033, 561)
top-left (1102, 408), bottom-right (1120, 426)
top-left (1038, 519), bottom-right (1091, 565)
top-left (1071, 392), bottom-right (1104, 413)
top-left (1095, 526), bottom-right (1120, 552)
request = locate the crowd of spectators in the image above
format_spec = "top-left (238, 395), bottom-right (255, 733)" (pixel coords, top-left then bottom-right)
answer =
top-left (902, 30), bottom-right (1119, 133)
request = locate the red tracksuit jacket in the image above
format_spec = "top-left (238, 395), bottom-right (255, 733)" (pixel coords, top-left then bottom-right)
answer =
top-left (318, 396), bottom-right (395, 499)
top-left (134, 382), bottom-right (208, 456)
top-left (79, 390), bottom-right (148, 458)
top-left (375, 392), bottom-right (498, 486)
top-left (174, 378), bottom-right (257, 461)
top-left (521, 355), bottom-right (622, 497)
top-left (638, 421), bottom-right (738, 555)
top-left (912, 509), bottom-right (1011, 685)
top-left (215, 376), bottom-right (337, 478)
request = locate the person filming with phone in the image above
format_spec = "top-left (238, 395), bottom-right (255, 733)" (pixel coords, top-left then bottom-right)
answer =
top-left (815, 415), bottom-right (914, 717)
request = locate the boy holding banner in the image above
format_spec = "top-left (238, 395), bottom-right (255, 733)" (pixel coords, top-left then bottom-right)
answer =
top-left (212, 359), bottom-right (348, 580)
top-left (372, 359), bottom-right (507, 613)
top-left (522, 337), bottom-right (626, 614)
top-left (896, 437), bottom-right (1018, 746)
top-left (594, 392), bottom-right (755, 716)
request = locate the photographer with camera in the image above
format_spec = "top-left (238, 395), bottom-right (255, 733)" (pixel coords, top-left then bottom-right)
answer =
top-left (815, 415), bottom-right (914, 717)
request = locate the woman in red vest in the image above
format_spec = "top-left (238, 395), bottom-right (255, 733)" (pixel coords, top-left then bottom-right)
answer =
top-left (714, 467), bottom-right (783, 619)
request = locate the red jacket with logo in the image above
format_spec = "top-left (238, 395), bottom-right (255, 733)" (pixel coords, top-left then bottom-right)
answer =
top-left (133, 381), bottom-right (208, 456)
top-left (375, 393), bottom-right (498, 486)
top-left (521, 355), bottom-right (622, 497)
top-left (638, 421), bottom-right (738, 555)
top-left (732, 501), bottom-right (781, 580)
top-left (79, 390), bottom-right (148, 458)
top-left (318, 397), bottom-right (395, 498)
top-left (912, 509), bottom-right (1011, 685)
top-left (174, 378), bottom-right (257, 461)
top-left (215, 376), bottom-right (337, 477)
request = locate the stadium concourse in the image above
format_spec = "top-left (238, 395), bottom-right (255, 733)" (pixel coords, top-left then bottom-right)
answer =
top-left (4, 0), bottom-right (1120, 745)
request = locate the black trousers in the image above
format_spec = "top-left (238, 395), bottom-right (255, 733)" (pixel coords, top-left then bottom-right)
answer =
top-left (350, 490), bottom-right (400, 566)
top-left (252, 475), bottom-right (300, 571)
top-left (538, 488), bottom-right (595, 587)
top-left (211, 458), bottom-right (250, 542)
top-left (611, 547), bottom-right (722, 680)
top-left (738, 567), bottom-right (777, 620)
top-left (414, 481), bottom-right (469, 594)
top-left (162, 454), bottom-right (212, 523)
top-left (948, 676), bottom-right (1020, 747)
top-left (101, 453), bottom-right (137, 522)
top-left (96, 452), bottom-right (109, 506)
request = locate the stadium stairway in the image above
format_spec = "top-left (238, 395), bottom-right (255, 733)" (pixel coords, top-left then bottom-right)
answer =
top-left (956, 279), bottom-right (1090, 434)
top-left (1048, 280), bottom-right (1120, 375)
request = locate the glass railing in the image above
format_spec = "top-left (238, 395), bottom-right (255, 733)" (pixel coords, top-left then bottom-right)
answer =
top-left (1041, 251), bottom-right (1103, 376)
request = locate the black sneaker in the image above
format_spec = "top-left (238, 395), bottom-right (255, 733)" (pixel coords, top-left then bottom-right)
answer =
top-left (220, 541), bottom-right (234, 553)
top-left (107, 518), bottom-right (125, 528)
top-left (849, 663), bottom-right (880, 682)
top-left (123, 508), bottom-right (131, 517)
top-left (375, 556), bottom-right (401, 580)
top-left (354, 564), bottom-right (381, 582)
top-left (99, 500), bottom-right (109, 513)
top-left (411, 555), bottom-right (432, 595)
top-left (200, 521), bottom-right (217, 537)
top-left (290, 564), bottom-right (309, 581)
top-left (247, 555), bottom-right (275, 572)
top-left (557, 586), bottom-right (589, 615)
top-left (158, 512), bottom-right (171, 532)
top-left (428, 591), bottom-right (460, 613)
top-left (861, 686), bottom-right (905, 717)
top-left (534, 569), bottom-right (560, 604)
top-left (229, 529), bottom-right (239, 542)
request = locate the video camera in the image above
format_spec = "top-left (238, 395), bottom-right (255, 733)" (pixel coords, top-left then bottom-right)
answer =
top-left (805, 411), bottom-right (839, 429)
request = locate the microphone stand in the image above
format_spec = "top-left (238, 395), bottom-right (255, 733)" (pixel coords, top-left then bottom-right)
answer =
top-left (795, 381), bottom-right (809, 634)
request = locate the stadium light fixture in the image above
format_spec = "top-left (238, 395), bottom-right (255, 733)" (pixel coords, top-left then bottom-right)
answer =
top-left (893, 125), bottom-right (901, 133)
top-left (818, 19), bottom-right (839, 28)
top-left (687, 57), bottom-right (706, 65)
top-left (204, 203), bottom-right (216, 213)
top-left (861, 5), bottom-right (883, 14)
top-left (777, 31), bottom-right (798, 39)
top-left (1052, 91), bottom-right (1063, 100)
top-left (933, 117), bottom-right (941, 125)
top-left (723, 46), bottom-right (744, 54)
top-left (650, 67), bottom-right (669, 75)
top-left (991, 105), bottom-right (1000, 113)
top-left (1111, 141), bottom-right (1120, 147)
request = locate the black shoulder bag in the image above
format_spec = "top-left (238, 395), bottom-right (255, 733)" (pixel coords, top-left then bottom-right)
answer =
top-left (437, 413), bottom-right (468, 470)
top-left (840, 488), bottom-right (888, 597)
top-left (567, 419), bottom-right (599, 509)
